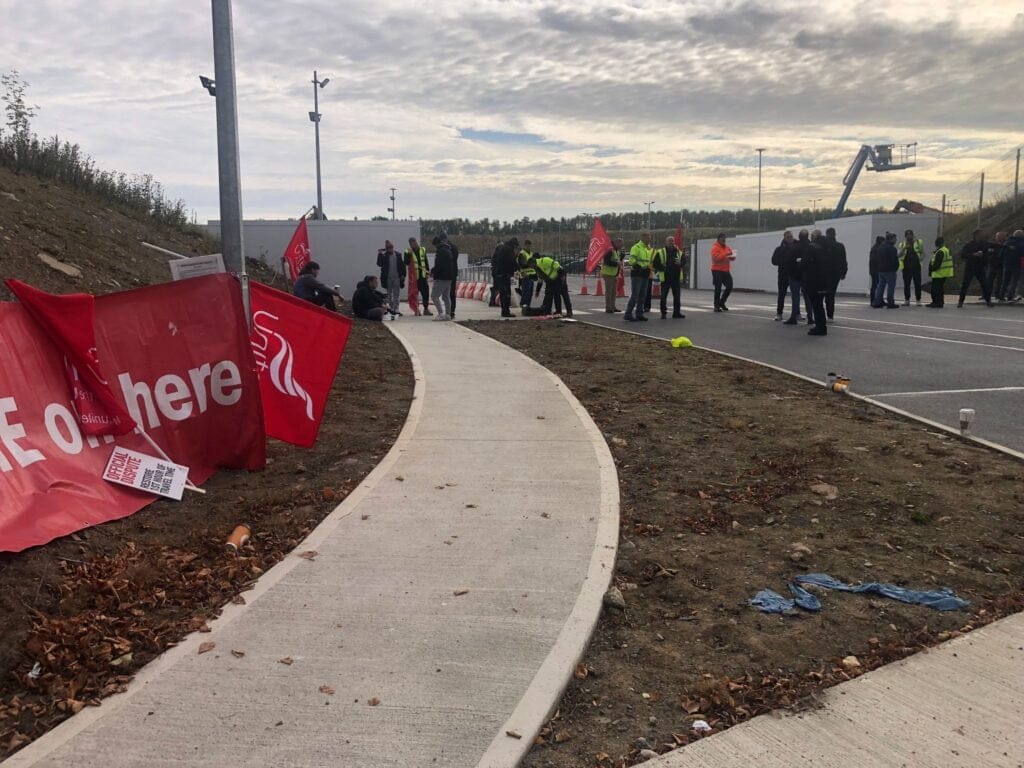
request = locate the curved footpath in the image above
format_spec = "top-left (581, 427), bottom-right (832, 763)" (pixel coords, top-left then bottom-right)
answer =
top-left (4, 319), bottom-right (619, 768)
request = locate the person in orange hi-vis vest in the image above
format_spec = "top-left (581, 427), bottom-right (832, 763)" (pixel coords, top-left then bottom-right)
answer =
top-left (710, 232), bottom-right (736, 312)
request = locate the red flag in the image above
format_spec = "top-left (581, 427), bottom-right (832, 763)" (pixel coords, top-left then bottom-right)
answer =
top-left (675, 223), bottom-right (684, 249)
top-left (249, 281), bottom-right (352, 447)
top-left (4, 279), bottom-right (136, 436)
top-left (283, 217), bottom-right (312, 281)
top-left (585, 218), bottom-right (613, 274)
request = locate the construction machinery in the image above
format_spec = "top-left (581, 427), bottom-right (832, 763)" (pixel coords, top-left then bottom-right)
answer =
top-left (892, 199), bottom-right (942, 214)
top-left (834, 143), bottom-right (917, 217)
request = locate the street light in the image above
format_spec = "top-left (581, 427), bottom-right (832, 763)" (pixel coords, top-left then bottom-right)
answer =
top-left (199, 75), bottom-right (216, 96)
top-left (643, 201), bottom-right (655, 235)
top-left (755, 148), bottom-right (765, 230)
top-left (388, 187), bottom-right (396, 220)
top-left (809, 198), bottom-right (822, 218)
top-left (310, 70), bottom-right (329, 220)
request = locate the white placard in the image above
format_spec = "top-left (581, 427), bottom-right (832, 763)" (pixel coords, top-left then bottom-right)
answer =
top-left (103, 447), bottom-right (189, 500)
top-left (169, 253), bottom-right (226, 281)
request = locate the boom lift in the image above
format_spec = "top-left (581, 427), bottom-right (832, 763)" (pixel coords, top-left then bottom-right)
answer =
top-left (833, 143), bottom-right (917, 217)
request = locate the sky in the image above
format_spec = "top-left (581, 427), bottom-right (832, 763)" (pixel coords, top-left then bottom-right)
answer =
top-left (2, 0), bottom-right (1021, 223)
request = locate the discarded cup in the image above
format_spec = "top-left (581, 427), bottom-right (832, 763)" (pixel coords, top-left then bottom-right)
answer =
top-left (831, 375), bottom-right (851, 394)
top-left (692, 719), bottom-right (712, 733)
top-left (226, 524), bottom-right (251, 551)
top-left (959, 408), bottom-right (975, 435)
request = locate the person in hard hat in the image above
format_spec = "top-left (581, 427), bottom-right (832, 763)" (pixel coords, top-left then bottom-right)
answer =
top-left (709, 232), bottom-right (735, 312)
top-left (625, 233), bottom-right (653, 321)
top-left (957, 229), bottom-right (995, 308)
top-left (653, 235), bottom-right (686, 319)
top-left (926, 236), bottom-right (953, 308)
top-left (517, 239), bottom-right (537, 312)
top-left (529, 254), bottom-right (573, 317)
top-left (404, 237), bottom-right (432, 316)
top-left (898, 229), bottom-right (924, 306)
top-left (600, 237), bottom-right (624, 313)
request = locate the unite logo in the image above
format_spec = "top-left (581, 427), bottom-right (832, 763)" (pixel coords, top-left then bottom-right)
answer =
top-left (251, 310), bottom-right (314, 421)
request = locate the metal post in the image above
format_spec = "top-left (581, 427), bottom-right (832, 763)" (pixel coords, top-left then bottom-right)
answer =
top-left (389, 187), bottom-right (396, 220)
top-left (940, 194), bottom-right (946, 236)
top-left (977, 172), bottom-right (984, 228)
top-left (1014, 148), bottom-right (1020, 213)
top-left (312, 71), bottom-right (324, 220)
top-left (210, 0), bottom-right (248, 325)
top-left (756, 148), bottom-right (765, 230)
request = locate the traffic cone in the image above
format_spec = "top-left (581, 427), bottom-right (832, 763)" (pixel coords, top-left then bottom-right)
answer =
top-left (652, 282), bottom-right (661, 299)
top-left (616, 272), bottom-right (625, 298)
top-left (579, 274), bottom-right (589, 295)
top-left (596, 278), bottom-right (604, 296)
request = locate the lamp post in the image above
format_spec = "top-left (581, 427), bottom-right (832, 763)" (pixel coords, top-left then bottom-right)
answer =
top-left (309, 71), bottom-right (330, 220)
top-left (388, 187), bottom-right (396, 220)
top-left (643, 201), bottom-right (655, 235)
top-left (809, 197), bottom-right (822, 219)
top-left (755, 148), bottom-right (765, 230)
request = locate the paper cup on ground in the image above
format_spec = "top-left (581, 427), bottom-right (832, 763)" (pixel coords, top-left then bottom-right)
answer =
top-left (959, 408), bottom-right (975, 435)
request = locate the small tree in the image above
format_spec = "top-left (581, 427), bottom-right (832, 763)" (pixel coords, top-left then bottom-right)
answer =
top-left (1, 69), bottom-right (38, 170)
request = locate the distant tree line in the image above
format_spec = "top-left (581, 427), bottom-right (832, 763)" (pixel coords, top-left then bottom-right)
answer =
top-left (0, 70), bottom-right (189, 229)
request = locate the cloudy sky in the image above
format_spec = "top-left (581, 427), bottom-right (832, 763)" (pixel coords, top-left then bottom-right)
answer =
top-left (2, 0), bottom-right (1021, 222)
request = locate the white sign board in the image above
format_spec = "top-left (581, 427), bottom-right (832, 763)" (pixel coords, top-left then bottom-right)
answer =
top-left (103, 447), bottom-right (189, 500)
top-left (169, 253), bottom-right (226, 281)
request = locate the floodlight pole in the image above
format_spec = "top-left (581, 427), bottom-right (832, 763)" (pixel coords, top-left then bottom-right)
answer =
top-left (756, 148), bottom-right (765, 230)
top-left (644, 201), bottom-right (655, 235)
top-left (312, 71), bottom-right (327, 220)
top-left (210, 0), bottom-right (248, 326)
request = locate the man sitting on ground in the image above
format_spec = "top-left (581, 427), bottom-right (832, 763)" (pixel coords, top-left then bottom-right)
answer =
top-left (352, 275), bottom-right (388, 321)
top-left (293, 261), bottom-right (345, 311)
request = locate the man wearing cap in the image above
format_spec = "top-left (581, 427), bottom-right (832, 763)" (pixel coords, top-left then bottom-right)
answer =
top-left (898, 229), bottom-right (924, 306)
top-left (376, 240), bottom-right (405, 317)
top-left (293, 261), bottom-right (345, 311)
top-left (404, 237), bottom-right (432, 315)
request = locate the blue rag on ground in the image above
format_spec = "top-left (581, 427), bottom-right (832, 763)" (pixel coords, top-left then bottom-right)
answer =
top-left (749, 573), bottom-right (969, 614)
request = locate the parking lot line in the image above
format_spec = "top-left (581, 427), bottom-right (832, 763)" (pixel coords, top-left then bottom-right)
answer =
top-left (872, 385), bottom-right (1024, 398)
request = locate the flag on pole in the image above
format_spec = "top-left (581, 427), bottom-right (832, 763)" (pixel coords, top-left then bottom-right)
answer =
top-left (675, 223), bottom-right (683, 249)
top-left (283, 217), bottom-right (312, 282)
top-left (4, 279), bottom-right (137, 436)
top-left (585, 218), bottom-right (613, 274)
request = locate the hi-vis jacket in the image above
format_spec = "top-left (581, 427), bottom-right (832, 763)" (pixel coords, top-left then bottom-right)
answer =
top-left (898, 238), bottom-right (923, 270)
top-left (517, 249), bottom-right (536, 277)
top-left (534, 256), bottom-right (561, 280)
top-left (405, 246), bottom-right (429, 279)
top-left (930, 246), bottom-right (953, 278)
top-left (629, 241), bottom-right (653, 275)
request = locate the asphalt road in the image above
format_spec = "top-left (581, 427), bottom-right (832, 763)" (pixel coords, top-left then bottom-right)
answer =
top-left (566, 285), bottom-right (1024, 454)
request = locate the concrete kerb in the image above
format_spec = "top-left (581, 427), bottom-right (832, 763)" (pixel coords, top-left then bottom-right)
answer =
top-left (592, 322), bottom-right (1024, 464)
top-left (3, 328), bottom-right (429, 768)
top-left (458, 326), bottom-right (621, 768)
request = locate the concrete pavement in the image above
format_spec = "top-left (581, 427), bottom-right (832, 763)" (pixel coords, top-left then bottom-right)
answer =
top-left (4, 317), bottom-right (619, 768)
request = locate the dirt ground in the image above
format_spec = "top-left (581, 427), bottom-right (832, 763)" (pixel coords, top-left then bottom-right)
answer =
top-left (0, 321), bottom-right (413, 757)
top-left (470, 320), bottom-right (1024, 768)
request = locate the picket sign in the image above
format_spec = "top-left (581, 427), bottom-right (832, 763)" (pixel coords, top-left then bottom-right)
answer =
top-left (103, 446), bottom-right (189, 501)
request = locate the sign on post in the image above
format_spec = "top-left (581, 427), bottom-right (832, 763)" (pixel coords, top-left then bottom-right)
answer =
top-left (169, 253), bottom-right (226, 281)
top-left (103, 447), bottom-right (189, 501)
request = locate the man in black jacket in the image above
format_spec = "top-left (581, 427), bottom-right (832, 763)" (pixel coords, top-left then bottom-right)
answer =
top-left (430, 235), bottom-right (456, 319)
top-left (784, 231), bottom-right (813, 325)
top-left (772, 230), bottom-right (797, 321)
top-left (957, 229), bottom-right (996, 308)
top-left (352, 275), bottom-right (387, 321)
top-left (493, 236), bottom-right (518, 317)
top-left (293, 261), bottom-right (345, 311)
top-left (653, 235), bottom-right (686, 319)
top-left (872, 233), bottom-right (900, 308)
top-left (805, 230), bottom-right (829, 335)
top-left (868, 235), bottom-right (884, 306)
top-left (823, 227), bottom-right (848, 320)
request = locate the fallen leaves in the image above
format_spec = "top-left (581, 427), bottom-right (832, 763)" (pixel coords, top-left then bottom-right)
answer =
top-left (367, 697), bottom-right (380, 706)
top-left (297, 551), bottom-right (318, 561)
top-left (319, 685), bottom-right (335, 695)
top-left (230, 649), bottom-right (245, 658)
top-left (197, 641), bottom-right (216, 655)
top-left (453, 589), bottom-right (470, 596)
top-left (278, 656), bottom-right (294, 666)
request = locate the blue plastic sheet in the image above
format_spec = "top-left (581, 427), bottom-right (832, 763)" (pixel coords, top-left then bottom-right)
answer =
top-left (750, 573), bottom-right (969, 614)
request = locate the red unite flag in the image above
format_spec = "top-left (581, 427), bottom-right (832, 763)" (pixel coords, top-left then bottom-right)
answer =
top-left (249, 281), bottom-right (352, 447)
top-left (4, 279), bottom-right (136, 436)
top-left (283, 217), bottom-right (312, 281)
top-left (585, 218), bottom-right (613, 274)
top-left (675, 224), bottom-right (684, 250)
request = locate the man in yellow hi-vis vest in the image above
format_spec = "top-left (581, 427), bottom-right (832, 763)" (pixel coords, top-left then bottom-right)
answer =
top-left (404, 237), bottom-right (432, 315)
top-left (898, 229), bottom-right (924, 306)
top-left (625, 233), bottom-right (653, 321)
top-left (926, 236), bottom-right (953, 308)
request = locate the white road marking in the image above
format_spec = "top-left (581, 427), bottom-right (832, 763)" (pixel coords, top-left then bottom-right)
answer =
top-left (872, 386), bottom-right (1024, 398)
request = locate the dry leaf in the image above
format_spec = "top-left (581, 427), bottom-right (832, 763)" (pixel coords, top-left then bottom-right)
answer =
top-left (506, 730), bottom-right (522, 739)
top-left (230, 649), bottom-right (245, 658)
top-left (540, 512), bottom-right (550, 518)
top-left (297, 550), bottom-right (318, 561)
top-left (361, 514), bottom-right (370, 520)
top-left (395, 475), bottom-right (404, 481)
top-left (574, 663), bottom-right (589, 679)
top-left (453, 588), bottom-right (469, 596)
top-left (367, 697), bottom-right (380, 706)
top-left (231, 594), bottom-right (246, 605)
top-left (553, 730), bottom-right (573, 743)
top-left (278, 656), bottom-right (294, 665)
top-left (198, 623), bottom-right (211, 633)
top-left (319, 685), bottom-right (335, 695)
top-left (198, 641), bottom-right (216, 655)
top-left (465, 503), bottom-right (477, 508)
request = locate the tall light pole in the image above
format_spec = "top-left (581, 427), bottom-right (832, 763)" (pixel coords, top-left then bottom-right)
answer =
top-left (309, 71), bottom-right (329, 220)
top-left (755, 148), bottom-right (765, 230)
top-left (388, 187), bottom-right (397, 220)
top-left (209, 0), bottom-right (247, 323)
top-left (643, 201), bottom-right (655, 234)
top-left (809, 197), bottom-right (822, 219)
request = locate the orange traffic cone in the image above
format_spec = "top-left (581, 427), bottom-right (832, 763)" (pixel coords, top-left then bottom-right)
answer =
top-left (596, 278), bottom-right (604, 296)
top-left (580, 275), bottom-right (589, 295)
